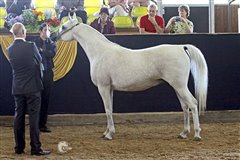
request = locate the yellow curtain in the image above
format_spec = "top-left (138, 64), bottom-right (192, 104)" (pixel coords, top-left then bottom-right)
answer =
top-left (0, 35), bottom-right (13, 61)
top-left (53, 40), bottom-right (77, 81)
top-left (0, 36), bottom-right (77, 81)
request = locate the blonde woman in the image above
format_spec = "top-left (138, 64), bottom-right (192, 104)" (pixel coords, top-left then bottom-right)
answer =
top-left (165, 4), bottom-right (193, 33)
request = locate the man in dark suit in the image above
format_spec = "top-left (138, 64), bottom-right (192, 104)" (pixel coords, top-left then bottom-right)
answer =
top-left (7, 22), bottom-right (51, 156)
top-left (34, 23), bottom-right (56, 133)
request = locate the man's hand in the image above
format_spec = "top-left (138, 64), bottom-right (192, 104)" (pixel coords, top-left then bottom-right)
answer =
top-left (60, 6), bottom-right (66, 10)
top-left (148, 16), bottom-right (158, 26)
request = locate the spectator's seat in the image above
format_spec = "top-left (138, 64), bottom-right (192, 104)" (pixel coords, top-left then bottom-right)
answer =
top-left (61, 16), bottom-right (82, 24)
top-left (35, 8), bottom-right (57, 18)
top-left (0, 7), bottom-right (7, 28)
top-left (84, 0), bottom-right (102, 16)
top-left (85, 7), bottom-right (101, 17)
top-left (87, 16), bottom-right (98, 25)
top-left (35, 0), bottom-right (55, 8)
top-left (131, 6), bottom-right (147, 18)
top-left (85, 0), bottom-right (102, 7)
top-left (0, 7), bottom-right (7, 17)
top-left (112, 16), bottom-right (134, 28)
top-left (136, 16), bottom-right (142, 28)
top-left (34, 0), bottom-right (57, 19)
top-left (0, 18), bottom-right (5, 28)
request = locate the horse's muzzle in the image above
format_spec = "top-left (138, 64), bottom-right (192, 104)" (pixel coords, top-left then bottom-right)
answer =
top-left (50, 30), bottom-right (61, 42)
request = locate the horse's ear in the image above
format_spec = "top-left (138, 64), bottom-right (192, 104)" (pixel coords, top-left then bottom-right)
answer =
top-left (72, 12), bottom-right (78, 22)
top-left (68, 12), bottom-right (72, 20)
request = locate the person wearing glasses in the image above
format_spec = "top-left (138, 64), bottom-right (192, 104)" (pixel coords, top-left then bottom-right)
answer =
top-left (139, 3), bottom-right (164, 34)
top-left (165, 4), bottom-right (193, 33)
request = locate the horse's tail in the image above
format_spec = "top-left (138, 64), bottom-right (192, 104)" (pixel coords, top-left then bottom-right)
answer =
top-left (184, 45), bottom-right (208, 115)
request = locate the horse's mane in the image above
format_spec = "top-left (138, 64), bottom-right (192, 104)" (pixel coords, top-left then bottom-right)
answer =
top-left (73, 23), bottom-right (125, 49)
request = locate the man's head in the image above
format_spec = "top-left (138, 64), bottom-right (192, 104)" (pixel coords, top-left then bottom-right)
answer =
top-left (148, 4), bottom-right (158, 17)
top-left (10, 22), bottom-right (26, 39)
top-left (39, 23), bottom-right (50, 40)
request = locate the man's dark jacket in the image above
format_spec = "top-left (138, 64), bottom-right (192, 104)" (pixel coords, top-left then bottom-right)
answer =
top-left (7, 39), bottom-right (43, 95)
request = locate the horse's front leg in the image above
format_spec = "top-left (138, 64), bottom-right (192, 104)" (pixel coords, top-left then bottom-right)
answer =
top-left (98, 85), bottom-right (115, 140)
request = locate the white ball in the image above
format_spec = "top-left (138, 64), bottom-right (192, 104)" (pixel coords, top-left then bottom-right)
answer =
top-left (58, 141), bottom-right (72, 153)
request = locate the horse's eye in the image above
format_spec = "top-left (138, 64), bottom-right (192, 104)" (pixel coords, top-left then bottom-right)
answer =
top-left (62, 26), bottom-right (66, 30)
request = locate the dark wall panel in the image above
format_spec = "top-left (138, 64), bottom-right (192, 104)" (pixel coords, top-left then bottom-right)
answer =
top-left (0, 34), bottom-right (240, 115)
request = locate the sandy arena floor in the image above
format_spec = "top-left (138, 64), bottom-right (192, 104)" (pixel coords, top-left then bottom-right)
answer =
top-left (0, 118), bottom-right (239, 160)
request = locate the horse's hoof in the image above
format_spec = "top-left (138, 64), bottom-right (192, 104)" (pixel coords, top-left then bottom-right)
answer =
top-left (103, 136), bottom-right (112, 140)
top-left (178, 134), bottom-right (187, 139)
top-left (193, 137), bottom-right (201, 141)
top-left (100, 135), bottom-right (105, 138)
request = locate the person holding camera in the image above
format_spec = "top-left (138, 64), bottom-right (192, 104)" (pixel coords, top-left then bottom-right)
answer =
top-left (139, 4), bottom-right (164, 34)
top-left (57, 0), bottom-right (87, 23)
top-left (165, 4), bottom-right (193, 33)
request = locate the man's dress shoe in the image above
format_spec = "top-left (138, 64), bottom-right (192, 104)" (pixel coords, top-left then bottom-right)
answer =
top-left (15, 150), bottom-right (24, 154)
top-left (39, 127), bottom-right (51, 133)
top-left (31, 150), bottom-right (51, 156)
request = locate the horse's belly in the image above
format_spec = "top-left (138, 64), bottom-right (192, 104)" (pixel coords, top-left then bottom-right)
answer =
top-left (112, 79), bottom-right (164, 91)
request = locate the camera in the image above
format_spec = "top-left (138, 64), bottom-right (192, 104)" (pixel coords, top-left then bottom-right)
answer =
top-left (175, 17), bottom-right (180, 22)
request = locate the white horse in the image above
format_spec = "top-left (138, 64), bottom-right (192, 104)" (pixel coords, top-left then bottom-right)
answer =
top-left (58, 17), bottom-right (208, 141)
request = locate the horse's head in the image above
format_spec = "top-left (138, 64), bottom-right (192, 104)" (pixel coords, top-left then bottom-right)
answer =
top-left (58, 14), bottom-right (79, 41)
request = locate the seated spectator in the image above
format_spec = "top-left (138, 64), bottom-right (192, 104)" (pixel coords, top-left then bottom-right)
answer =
top-left (165, 4), bottom-right (193, 33)
top-left (139, 4), bottom-right (164, 34)
top-left (6, 0), bottom-right (32, 15)
top-left (108, 0), bottom-right (129, 17)
top-left (128, 0), bottom-right (149, 7)
top-left (90, 7), bottom-right (115, 34)
top-left (57, 0), bottom-right (87, 24)
top-left (0, 0), bottom-right (5, 7)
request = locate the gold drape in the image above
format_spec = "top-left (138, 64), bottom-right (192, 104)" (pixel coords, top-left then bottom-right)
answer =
top-left (0, 36), bottom-right (77, 81)
top-left (0, 35), bottom-right (13, 61)
top-left (53, 40), bottom-right (77, 81)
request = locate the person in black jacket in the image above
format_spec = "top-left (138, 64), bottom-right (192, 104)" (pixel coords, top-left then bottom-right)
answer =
top-left (34, 23), bottom-right (56, 133)
top-left (0, 0), bottom-right (5, 7)
top-left (7, 22), bottom-right (51, 156)
top-left (6, 0), bottom-right (32, 15)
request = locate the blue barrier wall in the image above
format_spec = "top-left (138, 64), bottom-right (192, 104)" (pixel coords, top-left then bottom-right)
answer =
top-left (0, 34), bottom-right (240, 115)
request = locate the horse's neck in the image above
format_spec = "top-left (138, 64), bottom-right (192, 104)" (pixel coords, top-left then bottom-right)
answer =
top-left (72, 25), bottom-right (112, 62)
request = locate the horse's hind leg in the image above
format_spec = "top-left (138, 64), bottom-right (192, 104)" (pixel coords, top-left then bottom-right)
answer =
top-left (175, 87), bottom-right (202, 141)
top-left (176, 93), bottom-right (190, 139)
top-left (98, 85), bottom-right (115, 140)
